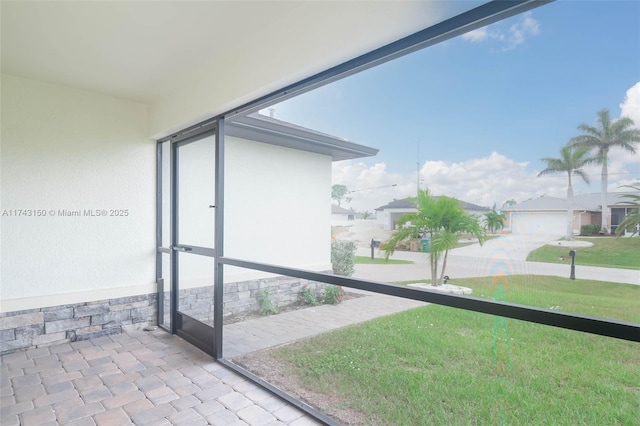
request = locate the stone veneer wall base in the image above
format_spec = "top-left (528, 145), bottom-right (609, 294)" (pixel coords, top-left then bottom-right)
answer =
top-left (0, 294), bottom-right (157, 354)
top-left (1, 272), bottom-right (334, 354)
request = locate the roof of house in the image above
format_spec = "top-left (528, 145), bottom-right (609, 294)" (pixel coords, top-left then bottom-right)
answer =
top-left (375, 197), bottom-right (490, 212)
top-left (504, 192), bottom-right (639, 212)
top-left (227, 113), bottom-right (378, 162)
top-left (332, 204), bottom-right (355, 215)
top-left (374, 199), bottom-right (415, 211)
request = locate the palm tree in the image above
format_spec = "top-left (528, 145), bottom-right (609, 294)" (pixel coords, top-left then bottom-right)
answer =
top-left (615, 183), bottom-right (640, 237)
top-left (538, 145), bottom-right (595, 241)
top-left (382, 189), bottom-right (485, 286)
top-left (484, 209), bottom-right (506, 234)
top-left (361, 211), bottom-right (372, 220)
top-left (570, 109), bottom-right (640, 234)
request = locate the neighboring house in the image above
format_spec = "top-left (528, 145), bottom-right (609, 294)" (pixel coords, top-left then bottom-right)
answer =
top-left (332, 204), bottom-right (356, 225)
top-left (375, 197), bottom-right (490, 230)
top-left (503, 192), bottom-right (640, 235)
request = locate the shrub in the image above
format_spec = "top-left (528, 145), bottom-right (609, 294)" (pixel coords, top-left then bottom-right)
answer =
top-left (331, 240), bottom-right (357, 276)
top-left (580, 224), bottom-right (601, 236)
top-left (299, 285), bottom-right (320, 306)
top-left (257, 289), bottom-right (278, 315)
top-left (323, 285), bottom-right (345, 305)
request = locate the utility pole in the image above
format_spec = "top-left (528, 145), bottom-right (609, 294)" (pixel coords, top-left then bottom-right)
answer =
top-left (416, 141), bottom-right (421, 198)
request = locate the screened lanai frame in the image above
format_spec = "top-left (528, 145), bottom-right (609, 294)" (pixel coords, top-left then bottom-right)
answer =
top-left (156, 0), bottom-right (639, 423)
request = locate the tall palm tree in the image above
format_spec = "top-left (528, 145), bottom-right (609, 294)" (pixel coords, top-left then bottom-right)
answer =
top-left (570, 109), bottom-right (640, 234)
top-left (538, 145), bottom-right (596, 241)
top-left (382, 189), bottom-right (485, 286)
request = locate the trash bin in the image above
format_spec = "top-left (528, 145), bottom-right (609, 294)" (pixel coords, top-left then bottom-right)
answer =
top-left (420, 237), bottom-right (430, 253)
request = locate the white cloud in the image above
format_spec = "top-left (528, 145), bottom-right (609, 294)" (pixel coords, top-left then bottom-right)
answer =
top-left (462, 12), bottom-right (540, 51)
top-left (462, 27), bottom-right (489, 42)
top-left (333, 152), bottom-right (571, 213)
top-left (604, 82), bottom-right (640, 187)
top-left (334, 149), bottom-right (636, 213)
top-left (620, 82), bottom-right (640, 127)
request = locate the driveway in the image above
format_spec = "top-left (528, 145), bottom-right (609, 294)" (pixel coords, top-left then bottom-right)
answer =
top-left (449, 233), bottom-right (562, 261)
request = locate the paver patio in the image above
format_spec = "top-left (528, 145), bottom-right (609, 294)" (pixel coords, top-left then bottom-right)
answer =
top-left (1, 292), bottom-right (425, 425)
top-left (0, 330), bottom-right (321, 426)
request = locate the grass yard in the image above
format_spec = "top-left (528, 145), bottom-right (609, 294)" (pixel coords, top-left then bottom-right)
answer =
top-left (527, 236), bottom-right (640, 269)
top-left (354, 256), bottom-right (412, 265)
top-left (270, 276), bottom-right (640, 425)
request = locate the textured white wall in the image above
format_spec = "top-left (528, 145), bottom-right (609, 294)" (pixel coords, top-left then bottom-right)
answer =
top-left (1, 74), bottom-right (155, 310)
top-left (1, 75), bottom-right (333, 311)
top-left (224, 136), bottom-right (332, 280)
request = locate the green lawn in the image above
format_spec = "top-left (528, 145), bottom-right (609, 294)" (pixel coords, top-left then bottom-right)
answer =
top-left (273, 276), bottom-right (640, 425)
top-left (353, 256), bottom-right (412, 265)
top-left (527, 237), bottom-right (640, 269)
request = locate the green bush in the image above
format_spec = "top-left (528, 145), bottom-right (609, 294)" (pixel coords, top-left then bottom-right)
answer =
top-left (580, 224), bottom-right (601, 236)
top-left (323, 285), bottom-right (345, 305)
top-left (257, 289), bottom-right (278, 315)
top-left (331, 240), bottom-right (357, 276)
top-left (298, 285), bottom-right (320, 306)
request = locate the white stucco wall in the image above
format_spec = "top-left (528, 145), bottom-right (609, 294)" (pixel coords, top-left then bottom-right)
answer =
top-left (224, 135), bottom-right (332, 281)
top-left (1, 74), bottom-right (155, 311)
top-left (376, 208), bottom-right (416, 230)
top-left (1, 75), bottom-right (334, 312)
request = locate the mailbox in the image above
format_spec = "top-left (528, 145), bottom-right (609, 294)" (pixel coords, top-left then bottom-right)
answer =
top-left (569, 250), bottom-right (576, 280)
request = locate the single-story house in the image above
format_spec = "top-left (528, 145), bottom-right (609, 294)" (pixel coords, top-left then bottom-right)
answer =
top-left (332, 204), bottom-right (357, 225)
top-left (503, 192), bottom-right (639, 236)
top-left (375, 197), bottom-right (490, 230)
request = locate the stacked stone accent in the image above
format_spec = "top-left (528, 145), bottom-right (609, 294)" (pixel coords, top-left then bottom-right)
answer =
top-left (223, 276), bottom-right (327, 317)
top-left (1, 273), bottom-right (332, 354)
top-left (0, 294), bottom-right (157, 354)
top-left (177, 277), bottom-right (328, 321)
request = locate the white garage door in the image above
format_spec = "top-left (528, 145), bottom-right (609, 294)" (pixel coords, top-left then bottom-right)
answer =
top-left (511, 212), bottom-right (566, 235)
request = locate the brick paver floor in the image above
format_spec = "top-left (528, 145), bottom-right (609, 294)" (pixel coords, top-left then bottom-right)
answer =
top-left (0, 330), bottom-right (321, 426)
top-left (1, 292), bottom-right (426, 425)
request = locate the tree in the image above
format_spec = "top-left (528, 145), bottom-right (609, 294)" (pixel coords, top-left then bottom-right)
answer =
top-left (361, 210), bottom-right (373, 220)
top-left (382, 189), bottom-right (485, 286)
top-left (570, 109), bottom-right (640, 234)
top-left (331, 184), bottom-right (350, 206)
top-left (538, 145), bottom-right (595, 241)
top-left (484, 209), bottom-right (506, 234)
top-left (615, 183), bottom-right (640, 237)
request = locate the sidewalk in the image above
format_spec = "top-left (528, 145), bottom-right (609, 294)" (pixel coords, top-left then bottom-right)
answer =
top-left (223, 294), bottom-right (425, 358)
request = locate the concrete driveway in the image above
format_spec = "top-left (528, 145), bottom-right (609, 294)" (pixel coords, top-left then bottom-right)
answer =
top-left (449, 233), bottom-right (562, 261)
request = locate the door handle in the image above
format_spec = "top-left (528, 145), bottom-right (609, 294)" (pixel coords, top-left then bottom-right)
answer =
top-left (173, 246), bottom-right (193, 252)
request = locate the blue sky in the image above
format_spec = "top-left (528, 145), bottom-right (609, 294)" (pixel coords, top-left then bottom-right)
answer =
top-left (265, 1), bottom-right (640, 212)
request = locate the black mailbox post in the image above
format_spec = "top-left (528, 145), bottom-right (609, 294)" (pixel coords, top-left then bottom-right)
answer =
top-left (370, 239), bottom-right (380, 260)
top-left (569, 250), bottom-right (576, 280)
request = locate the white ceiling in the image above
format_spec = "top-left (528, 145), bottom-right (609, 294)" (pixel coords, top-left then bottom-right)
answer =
top-left (1, 1), bottom-right (482, 135)
top-left (2, 1), bottom-right (303, 102)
